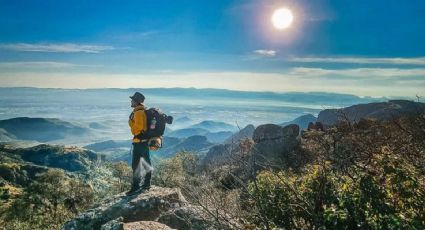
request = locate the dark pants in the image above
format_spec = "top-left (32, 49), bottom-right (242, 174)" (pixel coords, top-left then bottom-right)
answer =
top-left (131, 142), bottom-right (151, 189)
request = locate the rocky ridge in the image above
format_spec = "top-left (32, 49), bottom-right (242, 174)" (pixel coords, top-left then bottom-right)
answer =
top-left (317, 100), bottom-right (425, 127)
top-left (62, 186), bottom-right (217, 230)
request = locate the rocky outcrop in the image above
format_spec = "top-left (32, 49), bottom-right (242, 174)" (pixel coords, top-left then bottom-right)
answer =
top-left (0, 143), bottom-right (109, 195)
top-left (252, 124), bottom-right (300, 167)
top-left (62, 186), bottom-right (216, 230)
top-left (253, 124), bottom-right (299, 143)
top-left (123, 221), bottom-right (175, 230)
top-left (203, 124), bottom-right (301, 177)
top-left (317, 100), bottom-right (425, 127)
top-left (15, 144), bottom-right (103, 172)
top-left (0, 144), bottom-right (103, 187)
top-left (100, 218), bottom-right (176, 230)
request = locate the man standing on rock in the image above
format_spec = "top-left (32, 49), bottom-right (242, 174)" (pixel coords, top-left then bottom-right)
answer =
top-left (127, 92), bottom-right (152, 195)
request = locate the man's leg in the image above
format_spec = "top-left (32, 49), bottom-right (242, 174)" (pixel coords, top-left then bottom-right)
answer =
top-left (141, 142), bottom-right (152, 190)
top-left (128, 143), bottom-right (142, 194)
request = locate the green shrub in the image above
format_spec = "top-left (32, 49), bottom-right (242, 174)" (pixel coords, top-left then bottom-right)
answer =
top-left (246, 149), bottom-right (425, 229)
top-left (153, 151), bottom-right (199, 188)
top-left (2, 169), bottom-right (95, 230)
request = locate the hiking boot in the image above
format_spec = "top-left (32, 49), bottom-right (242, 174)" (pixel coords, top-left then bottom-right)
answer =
top-left (126, 179), bottom-right (141, 196)
top-left (126, 186), bottom-right (141, 196)
top-left (141, 186), bottom-right (151, 192)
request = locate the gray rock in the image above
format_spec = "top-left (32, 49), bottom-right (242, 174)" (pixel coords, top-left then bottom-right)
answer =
top-left (253, 124), bottom-right (299, 144)
top-left (252, 124), bottom-right (300, 168)
top-left (62, 186), bottom-right (185, 230)
top-left (158, 206), bottom-right (214, 230)
top-left (62, 186), bottom-right (222, 230)
top-left (124, 221), bottom-right (176, 230)
top-left (101, 218), bottom-right (124, 230)
top-left (253, 124), bottom-right (286, 143)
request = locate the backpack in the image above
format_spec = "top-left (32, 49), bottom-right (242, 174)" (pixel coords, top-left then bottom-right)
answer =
top-left (144, 108), bottom-right (173, 139)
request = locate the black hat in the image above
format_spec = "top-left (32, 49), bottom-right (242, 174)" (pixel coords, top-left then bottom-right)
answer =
top-left (130, 92), bottom-right (145, 103)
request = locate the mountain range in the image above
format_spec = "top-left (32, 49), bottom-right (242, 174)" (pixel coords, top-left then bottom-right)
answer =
top-left (1, 99), bottom-right (424, 163)
top-left (0, 117), bottom-right (89, 142)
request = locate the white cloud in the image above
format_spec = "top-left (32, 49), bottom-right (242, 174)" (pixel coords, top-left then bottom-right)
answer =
top-left (289, 67), bottom-right (425, 78)
top-left (253, 49), bottom-right (277, 57)
top-left (0, 61), bottom-right (84, 68)
top-left (0, 43), bottom-right (114, 53)
top-left (290, 56), bottom-right (425, 66)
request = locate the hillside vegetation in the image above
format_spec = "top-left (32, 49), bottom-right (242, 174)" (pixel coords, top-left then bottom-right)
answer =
top-left (153, 107), bottom-right (425, 229)
top-left (0, 144), bottom-right (132, 229)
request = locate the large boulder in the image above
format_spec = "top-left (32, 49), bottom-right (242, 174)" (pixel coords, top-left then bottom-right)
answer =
top-left (123, 221), bottom-right (175, 230)
top-left (252, 124), bottom-right (300, 167)
top-left (158, 206), bottom-right (212, 230)
top-left (253, 124), bottom-right (299, 144)
top-left (62, 186), bottom-right (216, 230)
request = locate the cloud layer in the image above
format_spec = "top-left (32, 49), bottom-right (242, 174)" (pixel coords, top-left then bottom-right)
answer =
top-left (289, 56), bottom-right (425, 66)
top-left (0, 43), bottom-right (114, 53)
top-left (0, 67), bottom-right (423, 97)
top-left (0, 61), bottom-right (82, 68)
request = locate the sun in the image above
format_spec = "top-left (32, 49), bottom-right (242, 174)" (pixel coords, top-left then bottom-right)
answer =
top-left (271, 8), bottom-right (294, 30)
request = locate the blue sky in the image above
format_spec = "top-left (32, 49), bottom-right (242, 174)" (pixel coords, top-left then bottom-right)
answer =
top-left (0, 0), bottom-right (424, 97)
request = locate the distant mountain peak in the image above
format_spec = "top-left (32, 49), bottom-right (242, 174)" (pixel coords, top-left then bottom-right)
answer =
top-left (280, 114), bottom-right (317, 130)
top-left (0, 117), bottom-right (89, 142)
top-left (190, 120), bottom-right (237, 132)
top-left (225, 124), bottom-right (255, 144)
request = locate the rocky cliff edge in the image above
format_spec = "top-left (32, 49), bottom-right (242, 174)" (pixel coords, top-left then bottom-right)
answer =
top-left (62, 186), bottom-right (215, 230)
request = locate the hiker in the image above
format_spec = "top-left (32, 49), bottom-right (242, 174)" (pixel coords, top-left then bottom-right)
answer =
top-left (127, 92), bottom-right (152, 195)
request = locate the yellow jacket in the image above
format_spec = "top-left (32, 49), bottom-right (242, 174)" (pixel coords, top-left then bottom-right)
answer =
top-left (128, 104), bottom-right (148, 143)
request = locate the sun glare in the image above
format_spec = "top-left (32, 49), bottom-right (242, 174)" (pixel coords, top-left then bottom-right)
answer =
top-left (271, 8), bottom-right (294, 30)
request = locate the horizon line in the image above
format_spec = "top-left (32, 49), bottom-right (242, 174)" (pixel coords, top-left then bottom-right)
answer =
top-left (0, 86), bottom-right (396, 99)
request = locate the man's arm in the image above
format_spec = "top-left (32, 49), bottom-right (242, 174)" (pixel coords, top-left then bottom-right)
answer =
top-left (131, 110), bottom-right (147, 136)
